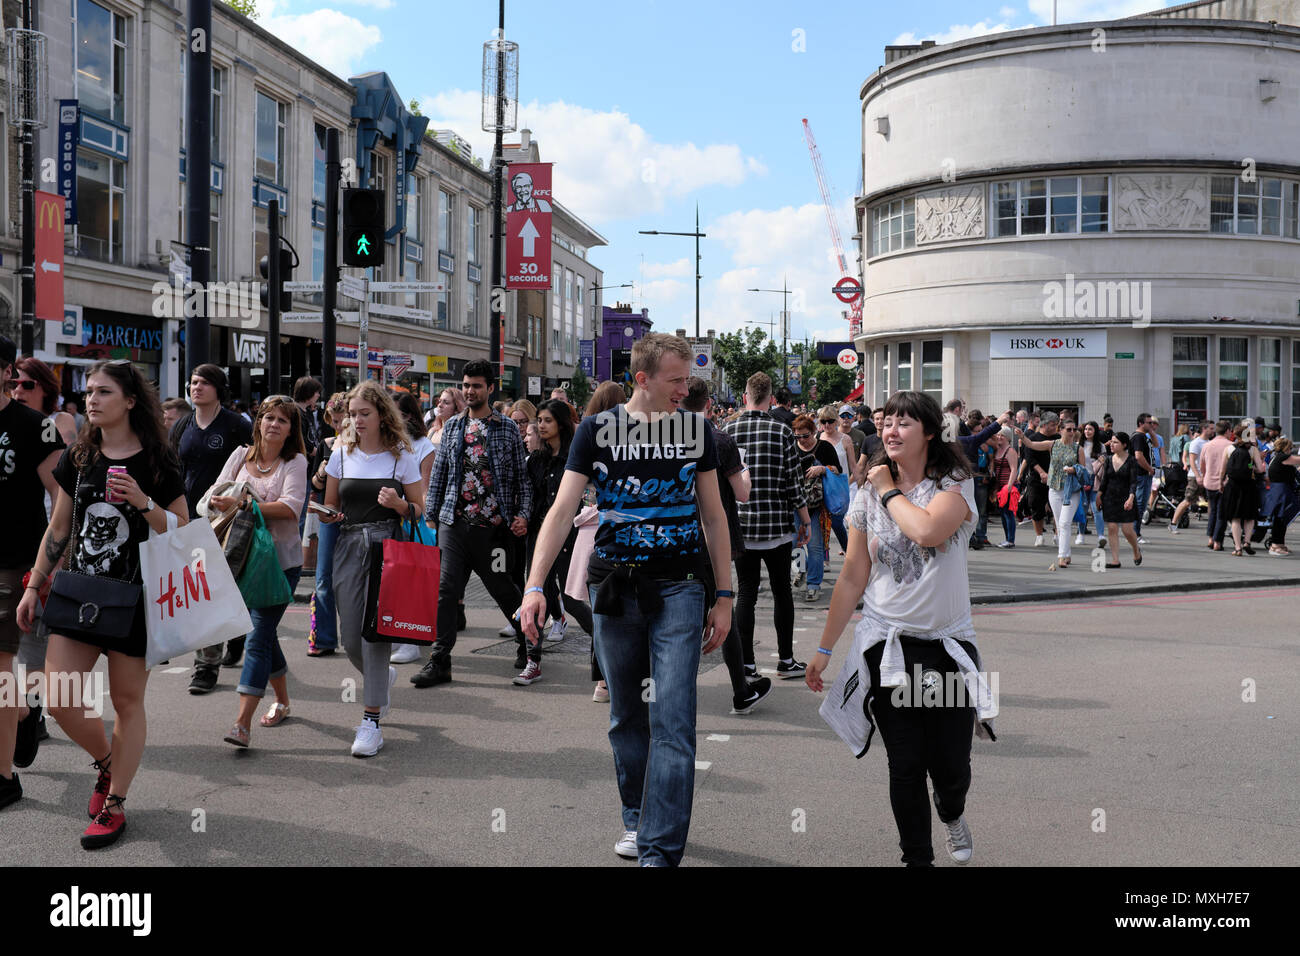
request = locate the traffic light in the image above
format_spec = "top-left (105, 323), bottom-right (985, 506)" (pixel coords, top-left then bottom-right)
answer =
top-left (342, 187), bottom-right (385, 268)
top-left (259, 245), bottom-right (293, 313)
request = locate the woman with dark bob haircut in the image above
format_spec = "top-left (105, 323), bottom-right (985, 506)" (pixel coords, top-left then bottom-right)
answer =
top-left (807, 390), bottom-right (996, 867)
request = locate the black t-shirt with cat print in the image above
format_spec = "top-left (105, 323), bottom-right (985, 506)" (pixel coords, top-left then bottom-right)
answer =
top-left (53, 449), bottom-right (185, 583)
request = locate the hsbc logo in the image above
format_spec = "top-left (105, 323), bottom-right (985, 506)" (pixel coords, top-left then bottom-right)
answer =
top-left (1007, 337), bottom-right (1086, 351)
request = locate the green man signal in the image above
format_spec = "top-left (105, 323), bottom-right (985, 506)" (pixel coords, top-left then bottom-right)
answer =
top-left (342, 187), bottom-right (385, 267)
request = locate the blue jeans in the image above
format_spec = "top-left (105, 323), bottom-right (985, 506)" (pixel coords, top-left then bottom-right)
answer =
top-left (973, 478), bottom-right (990, 542)
top-left (1133, 473), bottom-right (1153, 537)
top-left (311, 519), bottom-right (339, 651)
top-left (238, 567), bottom-right (303, 697)
top-left (1000, 503), bottom-right (1016, 544)
top-left (590, 578), bottom-right (705, 868)
top-left (806, 508), bottom-right (825, 589)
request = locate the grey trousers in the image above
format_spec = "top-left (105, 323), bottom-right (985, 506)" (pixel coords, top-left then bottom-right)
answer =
top-left (334, 521), bottom-right (395, 711)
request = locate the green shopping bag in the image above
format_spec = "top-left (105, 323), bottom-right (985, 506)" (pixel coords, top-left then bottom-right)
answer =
top-left (237, 502), bottom-right (294, 609)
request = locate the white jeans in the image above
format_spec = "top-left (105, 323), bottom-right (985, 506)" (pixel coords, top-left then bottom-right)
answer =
top-left (1048, 488), bottom-right (1079, 560)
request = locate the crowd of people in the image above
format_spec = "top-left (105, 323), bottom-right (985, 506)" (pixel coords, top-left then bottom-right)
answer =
top-left (2, 329), bottom-right (1295, 865)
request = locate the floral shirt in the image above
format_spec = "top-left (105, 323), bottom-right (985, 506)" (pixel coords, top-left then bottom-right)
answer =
top-left (457, 417), bottom-right (502, 526)
top-left (1047, 440), bottom-right (1081, 491)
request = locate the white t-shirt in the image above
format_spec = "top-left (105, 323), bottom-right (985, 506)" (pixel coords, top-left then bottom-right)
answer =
top-left (848, 473), bottom-right (977, 632)
top-left (325, 444), bottom-right (422, 484)
top-left (1187, 435), bottom-right (1207, 478)
top-left (411, 435), bottom-right (435, 469)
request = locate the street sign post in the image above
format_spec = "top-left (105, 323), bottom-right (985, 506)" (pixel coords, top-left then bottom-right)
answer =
top-left (832, 277), bottom-right (862, 303)
top-left (340, 274), bottom-right (366, 301)
top-left (369, 281), bottom-right (446, 294)
top-left (34, 190), bottom-right (65, 321)
top-left (283, 280), bottom-right (323, 293)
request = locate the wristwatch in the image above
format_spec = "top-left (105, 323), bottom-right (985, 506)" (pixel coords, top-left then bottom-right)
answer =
top-left (142, 498), bottom-right (156, 512)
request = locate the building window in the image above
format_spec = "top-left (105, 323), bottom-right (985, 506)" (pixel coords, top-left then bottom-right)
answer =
top-left (878, 346), bottom-right (889, 406)
top-left (77, 150), bottom-right (124, 263)
top-left (253, 205), bottom-right (269, 276)
top-left (1212, 175), bottom-right (1297, 235)
top-left (312, 124), bottom-right (328, 205)
top-left (575, 274), bottom-right (585, 343)
top-left (1259, 337), bottom-right (1281, 422)
top-left (255, 92), bottom-right (286, 185)
top-left (1218, 337), bottom-right (1248, 418)
top-left (921, 340), bottom-right (943, 403)
top-left (551, 264), bottom-right (562, 352)
top-left (991, 176), bottom-right (1108, 237)
top-left (439, 188), bottom-right (454, 254)
top-left (210, 191), bottom-right (221, 277)
top-left (871, 198), bottom-right (914, 256)
top-left (211, 67), bottom-right (224, 162)
top-left (897, 341), bottom-right (912, 391)
top-left (468, 206), bottom-right (481, 265)
top-left (407, 176), bottom-right (421, 243)
top-left (76, 0), bottom-right (127, 125)
top-left (1292, 341), bottom-right (1300, 439)
top-left (1172, 336), bottom-right (1208, 422)
top-left (436, 289), bottom-right (449, 330)
top-left (565, 269), bottom-right (574, 362)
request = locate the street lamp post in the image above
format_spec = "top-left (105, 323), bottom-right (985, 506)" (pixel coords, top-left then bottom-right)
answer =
top-left (747, 277), bottom-right (790, 386)
top-left (639, 205), bottom-right (704, 338)
top-left (585, 282), bottom-right (631, 380)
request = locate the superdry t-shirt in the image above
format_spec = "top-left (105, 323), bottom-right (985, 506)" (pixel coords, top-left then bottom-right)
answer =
top-left (565, 405), bottom-right (717, 571)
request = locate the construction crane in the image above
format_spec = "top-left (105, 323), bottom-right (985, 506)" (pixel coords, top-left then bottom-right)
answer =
top-left (802, 118), bottom-right (864, 389)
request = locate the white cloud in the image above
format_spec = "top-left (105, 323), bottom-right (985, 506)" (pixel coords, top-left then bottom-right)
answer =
top-left (258, 2), bottom-right (384, 78)
top-left (1027, 0), bottom-right (1168, 21)
top-left (999, 5), bottom-right (1018, 17)
top-left (893, 21), bottom-right (1017, 45)
top-left (641, 258), bottom-right (693, 278)
top-left (416, 90), bottom-right (766, 226)
top-left (637, 279), bottom-right (688, 302)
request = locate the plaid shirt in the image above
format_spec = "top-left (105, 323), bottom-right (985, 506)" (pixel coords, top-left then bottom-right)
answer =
top-left (427, 409), bottom-right (532, 527)
top-left (723, 409), bottom-right (808, 541)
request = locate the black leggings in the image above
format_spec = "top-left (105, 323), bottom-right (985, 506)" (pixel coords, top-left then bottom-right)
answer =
top-left (866, 637), bottom-right (977, 867)
top-left (524, 531), bottom-right (593, 661)
top-left (735, 543), bottom-right (795, 663)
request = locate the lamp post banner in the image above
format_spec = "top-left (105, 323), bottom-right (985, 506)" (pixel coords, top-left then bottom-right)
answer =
top-left (505, 163), bottom-right (553, 290)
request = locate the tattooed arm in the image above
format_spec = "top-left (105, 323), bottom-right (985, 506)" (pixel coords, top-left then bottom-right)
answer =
top-left (16, 487), bottom-right (74, 632)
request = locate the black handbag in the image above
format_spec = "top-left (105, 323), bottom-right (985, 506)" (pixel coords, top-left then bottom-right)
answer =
top-left (221, 498), bottom-right (257, 579)
top-left (44, 469), bottom-right (142, 640)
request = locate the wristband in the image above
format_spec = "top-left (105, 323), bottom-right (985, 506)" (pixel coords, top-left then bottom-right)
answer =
top-left (880, 489), bottom-right (904, 510)
top-left (525, 586), bottom-right (545, 596)
top-left (816, 647), bottom-right (833, 657)
top-left (714, 589), bottom-right (734, 599)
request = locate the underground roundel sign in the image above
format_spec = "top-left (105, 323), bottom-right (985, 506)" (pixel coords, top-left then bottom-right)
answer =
top-left (837, 348), bottom-right (859, 370)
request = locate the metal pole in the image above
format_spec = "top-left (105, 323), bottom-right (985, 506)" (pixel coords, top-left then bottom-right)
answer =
top-left (322, 128), bottom-right (339, 396)
top-left (488, 0), bottom-right (506, 399)
top-left (694, 205), bottom-right (701, 339)
top-left (358, 276), bottom-right (370, 380)
top-left (782, 275), bottom-right (789, 388)
top-left (266, 198), bottom-right (281, 390)
top-left (185, 0), bottom-right (212, 375)
top-left (18, 0), bottom-right (35, 356)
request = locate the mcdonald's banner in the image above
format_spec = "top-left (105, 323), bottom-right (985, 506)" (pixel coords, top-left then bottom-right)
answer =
top-left (34, 191), bottom-right (65, 322)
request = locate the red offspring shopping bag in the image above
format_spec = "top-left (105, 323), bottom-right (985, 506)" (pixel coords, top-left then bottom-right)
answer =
top-left (363, 518), bottom-right (439, 645)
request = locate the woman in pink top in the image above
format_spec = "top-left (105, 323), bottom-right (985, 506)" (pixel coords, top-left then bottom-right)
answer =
top-left (207, 396), bottom-right (309, 747)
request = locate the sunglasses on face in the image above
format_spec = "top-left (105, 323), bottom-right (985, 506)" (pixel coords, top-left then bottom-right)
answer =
top-left (819, 420), bottom-right (835, 426)
top-left (13, 379), bottom-right (37, 391)
top-left (794, 431), bottom-right (813, 439)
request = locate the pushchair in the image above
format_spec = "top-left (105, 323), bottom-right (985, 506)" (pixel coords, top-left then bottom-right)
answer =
top-left (1146, 464), bottom-right (1190, 528)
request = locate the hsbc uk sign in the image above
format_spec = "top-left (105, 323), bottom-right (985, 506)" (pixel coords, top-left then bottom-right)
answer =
top-left (990, 330), bottom-right (1107, 359)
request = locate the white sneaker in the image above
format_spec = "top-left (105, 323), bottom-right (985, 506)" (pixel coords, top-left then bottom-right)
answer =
top-left (350, 719), bottom-right (384, 757)
top-left (1034, 535), bottom-right (1044, 547)
top-left (379, 666), bottom-right (397, 719)
top-left (390, 643), bottom-right (421, 664)
top-left (546, 617), bottom-right (567, 642)
top-left (1137, 537), bottom-right (1148, 545)
top-left (614, 830), bottom-right (638, 859)
top-left (1073, 534), bottom-right (1083, 546)
top-left (499, 624), bottom-right (518, 637)
top-left (1168, 524), bottom-right (1179, 535)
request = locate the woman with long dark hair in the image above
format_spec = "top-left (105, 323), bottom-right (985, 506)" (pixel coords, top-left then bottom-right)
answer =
top-left (1096, 431), bottom-right (1142, 567)
top-left (12, 357), bottom-right (78, 444)
top-left (16, 361), bottom-right (188, 848)
top-left (518, 399), bottom-right (592, 685)
top-left (1079, 421), bottom-right (1104, 541)
top-left (808, 391), bottom-right (994, 867)
top-left (1219, 425), bottom-right (1266, 556)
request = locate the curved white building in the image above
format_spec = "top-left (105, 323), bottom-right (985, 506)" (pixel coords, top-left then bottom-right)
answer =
top-left (855, 3), bottom-right (1300, 437)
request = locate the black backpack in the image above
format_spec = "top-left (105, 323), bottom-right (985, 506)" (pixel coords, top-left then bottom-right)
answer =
top-left (1224, 446), bottom-right (1253, 482)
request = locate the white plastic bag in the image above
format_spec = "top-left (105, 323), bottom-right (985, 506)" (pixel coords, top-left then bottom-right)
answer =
top-left (140, 512), bottom-right (253, 670)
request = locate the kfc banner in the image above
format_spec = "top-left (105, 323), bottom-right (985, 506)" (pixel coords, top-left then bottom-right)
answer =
top-left (505, 163), bottom-right (553, 290)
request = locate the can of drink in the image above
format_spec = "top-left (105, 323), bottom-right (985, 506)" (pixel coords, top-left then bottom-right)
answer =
top-left (106, 465), bottom-right (128, 504)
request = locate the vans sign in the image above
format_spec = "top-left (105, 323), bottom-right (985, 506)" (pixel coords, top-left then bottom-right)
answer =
top-left (229, 331), bottom-right (267, 366)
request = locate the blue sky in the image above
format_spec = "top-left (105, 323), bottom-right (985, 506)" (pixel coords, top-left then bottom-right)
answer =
top-left (256, 0), bottom-right (1178, 347)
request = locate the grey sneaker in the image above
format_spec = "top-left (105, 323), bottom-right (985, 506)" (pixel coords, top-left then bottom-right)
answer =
top-left (943, 815), bottom-right (973, 865)
top-left (805, 587), bottom-right (821, 602)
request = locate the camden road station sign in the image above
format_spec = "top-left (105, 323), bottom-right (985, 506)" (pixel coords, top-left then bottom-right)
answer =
top-left (990, 330), bottom-right (1108, 359)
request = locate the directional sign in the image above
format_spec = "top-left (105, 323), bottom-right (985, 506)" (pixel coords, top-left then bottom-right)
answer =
top-left (833, 276), bottom-right (862, 303)
top-left (282, 312), bottom-right (323, 324)
top-left (369, 281), bottom-right (446, 293)
top-left (340, 274), bottom-right (366, 300)
top-left (837, 348), bottom-right (859, 370)
top-left (34, 191), bottom-right (65, 321)
top-left (283, 280), bottom-right (323, 293)
top-left (368, 302), bottom-right (433, 322)
top-left (505, 162), bottom-right (553, 290)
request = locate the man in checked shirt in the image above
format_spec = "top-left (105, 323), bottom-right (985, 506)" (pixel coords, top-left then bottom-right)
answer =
top-left (724, 372), bottom-right (812, 680)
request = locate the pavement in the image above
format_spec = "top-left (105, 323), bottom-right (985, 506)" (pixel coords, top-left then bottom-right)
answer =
top-left (6, 509), bottom-right (1296, 867)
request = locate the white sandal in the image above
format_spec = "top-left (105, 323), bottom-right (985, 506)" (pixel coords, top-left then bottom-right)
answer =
top-left (259, 702), bottom-right (291, 727)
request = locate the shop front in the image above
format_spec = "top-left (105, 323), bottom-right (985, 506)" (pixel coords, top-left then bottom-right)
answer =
top-left (43, 306), bottom-right (172, 398)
